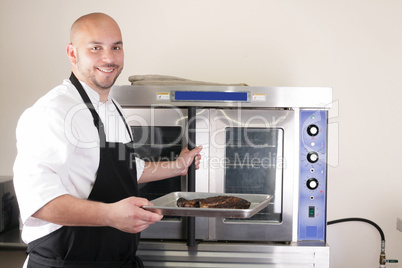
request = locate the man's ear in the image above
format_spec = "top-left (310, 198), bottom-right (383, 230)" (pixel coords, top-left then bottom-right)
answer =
top-left (67, 43), bottom-right (77, 65)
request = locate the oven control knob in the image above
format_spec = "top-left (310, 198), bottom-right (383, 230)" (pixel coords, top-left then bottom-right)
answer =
top-left (307, 124), bottom-right (319, 136)
top-left (307, 178), bottom-right (319, 190)
top-left (307, 151), bottom-right (319, 163)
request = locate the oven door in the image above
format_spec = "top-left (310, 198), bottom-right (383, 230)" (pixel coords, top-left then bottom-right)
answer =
top-left (123, 107), bottom-right (210, 239)
top-left (207, 108), bottom-right (296, 242)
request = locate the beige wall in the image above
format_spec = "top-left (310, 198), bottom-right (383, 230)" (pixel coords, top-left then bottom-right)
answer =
top-left (1, 0), bottom-right (402, 267)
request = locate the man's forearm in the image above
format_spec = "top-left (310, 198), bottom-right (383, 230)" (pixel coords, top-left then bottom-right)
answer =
top-left (31, 194), bottom-right (163, 234)
top-left (32, 194), bottom-right (110, 227)
top-left (139, 161), bottom-right (183, 184)
top-left (138, 146), bottom-right (202, 184)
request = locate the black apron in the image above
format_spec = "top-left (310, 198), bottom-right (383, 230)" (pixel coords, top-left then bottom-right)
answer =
top-left (26, 73), bottom-right (143, 268)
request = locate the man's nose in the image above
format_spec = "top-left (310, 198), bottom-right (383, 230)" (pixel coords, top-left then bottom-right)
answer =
top-left (101, 49), bottom-right (114, 63)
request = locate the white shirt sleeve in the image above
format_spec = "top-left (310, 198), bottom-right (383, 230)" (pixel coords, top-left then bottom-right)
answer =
top-left (135, 158), bottom-right (145, 180)
top-left (13, 105), bottom-right (72, 225)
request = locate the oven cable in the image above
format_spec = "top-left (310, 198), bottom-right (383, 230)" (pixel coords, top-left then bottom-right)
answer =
top-left (327, 217), bottom-right (398, 267)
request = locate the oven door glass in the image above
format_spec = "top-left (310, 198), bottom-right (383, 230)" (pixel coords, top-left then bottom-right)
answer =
top-left (225, 127), bottom-right (283, 223)
top-left (124, 108), bottom-right (197, 240)
top-left (210, 109), bottom-right (294, 242)
top-left (131, 126), bottom-right (183, 202)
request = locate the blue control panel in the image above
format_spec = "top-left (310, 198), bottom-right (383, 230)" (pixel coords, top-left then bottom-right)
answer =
top-left (298, 110), bottom-right (328, 241)
top-left (173, 91), bottom-right (249, 102)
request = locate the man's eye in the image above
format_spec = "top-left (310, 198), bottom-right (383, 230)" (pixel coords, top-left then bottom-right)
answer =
top-left (113, 46), bottom-right (121, 51)
top-left (91, 47), bottom-right (101, 51)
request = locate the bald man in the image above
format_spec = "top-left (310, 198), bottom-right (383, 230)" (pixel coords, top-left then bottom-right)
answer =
top-left (13, 13), bottom-right (202, 268)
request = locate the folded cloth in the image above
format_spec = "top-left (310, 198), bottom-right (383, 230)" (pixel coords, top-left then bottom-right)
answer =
top-left (128, 74), bottom-right (248, 86)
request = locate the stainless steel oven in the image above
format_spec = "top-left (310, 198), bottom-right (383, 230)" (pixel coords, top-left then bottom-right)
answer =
top-left (112, 85), bottom-right (332, 267)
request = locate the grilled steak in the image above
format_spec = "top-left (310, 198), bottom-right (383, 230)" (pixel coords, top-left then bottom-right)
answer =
top-left (177, 195), bottom-right (251, 209)
top-left (177, 198), bottom-right (199, 208)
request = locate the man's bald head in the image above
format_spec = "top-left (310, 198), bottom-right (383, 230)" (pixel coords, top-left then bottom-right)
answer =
top-left (70, 13), bottom-right (122, 45)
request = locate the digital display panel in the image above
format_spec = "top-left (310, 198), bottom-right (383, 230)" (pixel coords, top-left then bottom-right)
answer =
top-left (173, 91), bottom-right (249, 102)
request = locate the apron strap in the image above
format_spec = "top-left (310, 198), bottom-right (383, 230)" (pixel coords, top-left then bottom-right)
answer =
top-left (69, 73), bottom-right (101, 128)
top-left (69, 72), bottom-right (106, 146)
top-left (112, 99), bottom-right (133, 142)
top-left (69, 72), bottom-right (133, 143)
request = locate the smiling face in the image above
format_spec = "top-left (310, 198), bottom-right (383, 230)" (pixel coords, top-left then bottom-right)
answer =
top-left (67, 13), bottom-right (124, 101)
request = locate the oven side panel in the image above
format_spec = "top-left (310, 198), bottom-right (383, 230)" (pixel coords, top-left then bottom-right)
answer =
top-left (298, 110), bottom-right (328, 242)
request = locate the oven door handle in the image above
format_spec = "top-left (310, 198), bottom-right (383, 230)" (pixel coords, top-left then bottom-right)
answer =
top-left (186, 106), bottom-right (196, 247)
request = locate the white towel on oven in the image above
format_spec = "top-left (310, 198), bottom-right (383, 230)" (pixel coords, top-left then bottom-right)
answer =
top-left (128, 74), bottom-right (248, 86)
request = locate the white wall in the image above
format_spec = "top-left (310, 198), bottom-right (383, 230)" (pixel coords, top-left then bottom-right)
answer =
top-left (1, 0), bottom-right (402, 267)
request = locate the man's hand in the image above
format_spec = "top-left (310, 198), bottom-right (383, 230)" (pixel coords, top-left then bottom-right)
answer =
top-left (105, 197), bottom-right (163, 233)
top-left (175, 146), bottom-right (203, 176)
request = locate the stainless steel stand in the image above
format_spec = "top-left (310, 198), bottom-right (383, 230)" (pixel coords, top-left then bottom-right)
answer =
top-left (137, 240), bottom-right (330, 268)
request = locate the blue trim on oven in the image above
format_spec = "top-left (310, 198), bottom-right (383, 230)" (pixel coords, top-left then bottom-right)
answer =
top-left (298, 110), bottom-right (328, 241)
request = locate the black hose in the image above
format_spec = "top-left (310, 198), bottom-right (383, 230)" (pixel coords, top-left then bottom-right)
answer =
top-left (327, 217), bottom-right (385, 241)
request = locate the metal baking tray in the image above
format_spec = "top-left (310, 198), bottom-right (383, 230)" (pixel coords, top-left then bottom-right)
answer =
top-left (142, 192), bottom-right (273, 218)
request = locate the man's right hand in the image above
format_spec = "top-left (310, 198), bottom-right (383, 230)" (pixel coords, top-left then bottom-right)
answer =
top-left (105, 197), bottom-right (163, 233)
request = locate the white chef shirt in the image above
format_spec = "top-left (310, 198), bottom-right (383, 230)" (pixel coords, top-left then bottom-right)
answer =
top-left (13, 79), bottom-right (145, 244)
